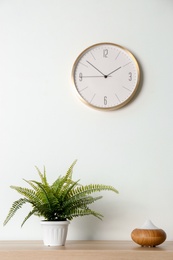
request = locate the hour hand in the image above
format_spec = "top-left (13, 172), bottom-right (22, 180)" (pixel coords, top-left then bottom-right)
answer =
top-left (106, 66), bottom-right (121, 77)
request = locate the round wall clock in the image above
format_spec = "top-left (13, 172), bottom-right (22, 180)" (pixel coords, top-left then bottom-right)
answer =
top-left (71, 42), bottom-right (140, 110)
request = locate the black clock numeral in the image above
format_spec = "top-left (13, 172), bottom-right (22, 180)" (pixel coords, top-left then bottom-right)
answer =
top-left (103, 49), bottom-right (108, 58)
top-left (129, 72), bottom-right (132, 81)
top-left (79, 72), bottom-right (83, 81)
top-left (104, 96), bottom-right (107, 105)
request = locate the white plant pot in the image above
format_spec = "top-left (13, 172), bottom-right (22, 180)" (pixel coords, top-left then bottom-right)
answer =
top-left (41, 220), bottom-right (70, 246)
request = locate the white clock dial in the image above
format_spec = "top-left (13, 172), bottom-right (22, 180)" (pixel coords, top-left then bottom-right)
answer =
top-left (72, 43), bottom-right (140, 110)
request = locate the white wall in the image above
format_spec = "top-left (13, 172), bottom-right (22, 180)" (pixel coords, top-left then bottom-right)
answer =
top-left (0, 0), bottom-right (173, 241)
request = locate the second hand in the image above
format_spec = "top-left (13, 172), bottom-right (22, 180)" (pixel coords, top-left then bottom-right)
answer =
top-left (82, 75), bottom-right (112, 78)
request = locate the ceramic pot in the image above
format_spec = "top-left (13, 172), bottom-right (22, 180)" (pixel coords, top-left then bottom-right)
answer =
top-left (41, 220), bottom-right (70, 246)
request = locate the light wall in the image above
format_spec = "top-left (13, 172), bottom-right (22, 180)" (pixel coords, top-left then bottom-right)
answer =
top-left (0, 0), bottom-right (173, 241)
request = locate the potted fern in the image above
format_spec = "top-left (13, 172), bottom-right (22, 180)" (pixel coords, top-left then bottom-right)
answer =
top-left (3, 160), bottom-right (118, 246)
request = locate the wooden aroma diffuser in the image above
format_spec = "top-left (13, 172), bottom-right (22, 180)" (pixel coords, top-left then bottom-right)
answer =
top-left (131, 220), bottom-right (166, 247)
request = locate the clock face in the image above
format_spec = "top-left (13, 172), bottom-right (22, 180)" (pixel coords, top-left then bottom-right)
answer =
top-left (72, 43), bottom-right (140, 110)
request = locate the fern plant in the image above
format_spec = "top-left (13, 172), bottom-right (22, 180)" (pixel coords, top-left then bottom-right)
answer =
top-left (3, 160), bottom-right (118, 227)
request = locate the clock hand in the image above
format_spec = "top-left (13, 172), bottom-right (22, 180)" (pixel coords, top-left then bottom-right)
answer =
top-left (86, 61), bottom-right (106, 77)
top-left (106, 66), bottom-right (121, 77)
top-left (82, 75), bottom-right (112, 78)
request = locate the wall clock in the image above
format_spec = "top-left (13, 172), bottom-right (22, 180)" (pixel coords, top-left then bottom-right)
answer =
top-left (71, 42), bottom-right (140, 110)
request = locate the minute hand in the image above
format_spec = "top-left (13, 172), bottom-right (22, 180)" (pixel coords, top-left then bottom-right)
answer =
top-left (106, 66), bottom-right (121, 77)
top-left (86, 60), bottom-right (106, 77)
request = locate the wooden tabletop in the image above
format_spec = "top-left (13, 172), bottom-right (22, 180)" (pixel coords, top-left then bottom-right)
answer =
top-left (0, 240), bottom-right (173, 260)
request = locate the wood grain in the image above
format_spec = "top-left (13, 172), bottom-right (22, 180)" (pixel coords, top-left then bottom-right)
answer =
top-left (0, 240), bottom-right (172, 260)
top-left (131, 229), bottom-right (167, 247)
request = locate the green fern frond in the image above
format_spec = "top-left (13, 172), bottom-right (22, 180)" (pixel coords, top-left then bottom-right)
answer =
top-left (51, 176), bottom-right (71, 196)
top-left (66, 208), bottom-right (103, 220)
top-left (63, 195), bottom-right (103, 212)
top-left (23, 179), bottom-right (40, 192)
top-left (3, 198), bottom-right (28, 226)
top-left (35, 166), bottom-right (48, 186)
top-left (21, 208), bottom-right (38, 227)
top-left (51, 176), bottom-right (62, 193)
top-left (32, 181), bottom-right (61, 211)
top-left (51, 160), bottom-right (77, 196)
top-left (31, 181), bottom-right (51, 204)
top-left (65, 159), bottom-right (77, 180)
top-left (69, 184), bottom-right (118, 199)
top-left (61, 179), bottom-right (80, 200)
top-left (10, 186), bottom-right (38, 202)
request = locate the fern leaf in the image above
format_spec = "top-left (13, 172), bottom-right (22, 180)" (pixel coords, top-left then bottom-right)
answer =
top-left (63, 195), bottom-right (102, 212)
top-left (64, 159), bottom-right (77, 180)
top-left (31, 181), bottom-right (52, 209)
top-left (32, 181), bottom-right (62, 214)
top-left (3, 198), bottom-right (28, 226)
top-left (69, 184), bottom-right (118, 198)
top-left (51, 160), bottom-right (77, 196)
top-left (35, 166), bottom-right (48, 186)
top-left (10, 186), bottom-right (38, 202)
top-left (23, 179), bottom-right (40, 192)
top-left (66, 208), bottom-right (103, 220)
top-left (61, 179), bottom-right (80, 200)
top-left (21, 208), bottom-right (38, 227)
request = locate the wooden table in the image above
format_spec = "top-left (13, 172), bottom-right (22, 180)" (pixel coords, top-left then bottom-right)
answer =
top-left (0, 240), bottom-right (173, 260)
